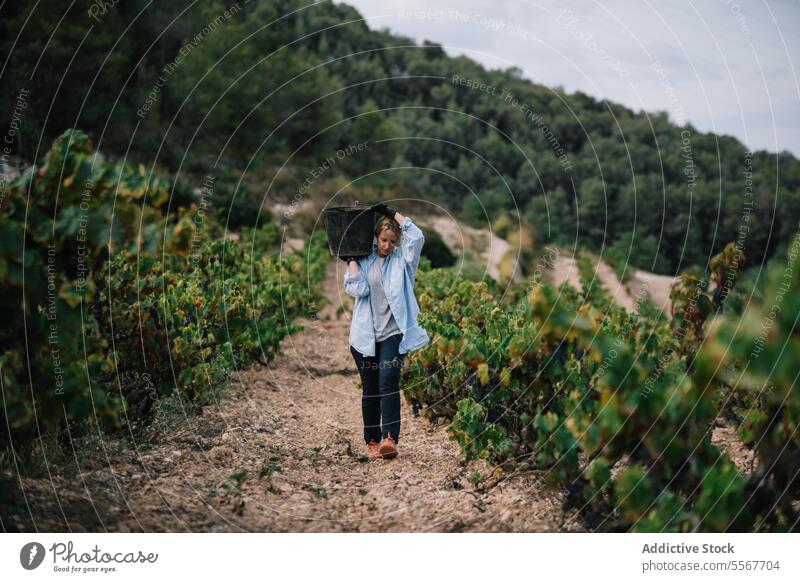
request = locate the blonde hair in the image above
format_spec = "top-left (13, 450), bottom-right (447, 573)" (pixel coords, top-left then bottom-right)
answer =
top-left (374, 216), bottom-right (402, 241)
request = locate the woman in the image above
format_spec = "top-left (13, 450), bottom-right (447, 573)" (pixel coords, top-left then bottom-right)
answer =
top-left (342, 203), bottom-right (430, 461)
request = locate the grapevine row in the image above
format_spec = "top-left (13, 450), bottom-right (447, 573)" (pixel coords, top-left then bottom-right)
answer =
top-left (403, 241), bottom-right (799, 531)
top-left (0, 130), bottom-right (326, 452)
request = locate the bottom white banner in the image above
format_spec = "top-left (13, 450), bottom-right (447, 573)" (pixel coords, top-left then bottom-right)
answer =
top-left (1, 533), bottom-right (797, 581)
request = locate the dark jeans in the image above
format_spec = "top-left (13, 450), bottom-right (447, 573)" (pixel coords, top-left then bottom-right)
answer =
top-left (350, 334), bottom-right (405, 445)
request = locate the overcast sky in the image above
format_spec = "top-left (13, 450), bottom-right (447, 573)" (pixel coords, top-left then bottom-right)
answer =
top-left (335, 0), bottom-right (800, 156)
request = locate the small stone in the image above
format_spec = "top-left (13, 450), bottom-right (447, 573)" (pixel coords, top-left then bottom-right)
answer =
top-left (208, 446), bottom-right (232, 463)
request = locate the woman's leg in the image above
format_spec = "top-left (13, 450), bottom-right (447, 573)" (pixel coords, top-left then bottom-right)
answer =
top-left (351, 345), bottom-right (381, 444)
top-left (377, 334), bottom-right (405, 442)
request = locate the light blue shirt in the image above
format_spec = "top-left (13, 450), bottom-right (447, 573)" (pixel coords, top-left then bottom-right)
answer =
top-left (343, 216), bottom-right (431, 357)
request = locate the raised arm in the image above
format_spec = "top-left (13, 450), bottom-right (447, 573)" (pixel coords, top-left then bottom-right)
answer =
top-left (372, 203), bottom-right (424, 273)
top-left (397, 215), bottom-right (424, 273)
top-left (343, 259), bottom-right (370, 297)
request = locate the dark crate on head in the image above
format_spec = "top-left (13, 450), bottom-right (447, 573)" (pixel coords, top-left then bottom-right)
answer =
top-left (323, 206), bottom-right (377, 258)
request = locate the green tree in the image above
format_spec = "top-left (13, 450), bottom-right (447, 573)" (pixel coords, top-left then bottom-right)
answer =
top-left (463, 188), bottom-right (510, 228)
top-left (0, 1), bottom-right (134, 160)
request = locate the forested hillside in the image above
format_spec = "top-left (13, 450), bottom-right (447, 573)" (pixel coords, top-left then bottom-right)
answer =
top-left (2, 0), bottom-right (799, 275)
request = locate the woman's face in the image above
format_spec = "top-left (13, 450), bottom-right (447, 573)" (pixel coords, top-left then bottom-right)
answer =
top-left (376, 228), bottom-right (398, 257)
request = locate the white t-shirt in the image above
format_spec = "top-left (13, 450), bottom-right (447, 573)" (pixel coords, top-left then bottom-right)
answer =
top-left (367, 255), bottom-right (401, 342)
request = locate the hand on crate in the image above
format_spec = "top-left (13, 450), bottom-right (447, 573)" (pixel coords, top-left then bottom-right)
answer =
top-left (371, 202), bottom-right (398, 220)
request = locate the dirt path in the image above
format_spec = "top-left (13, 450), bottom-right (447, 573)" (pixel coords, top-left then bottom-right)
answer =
top-left (547, 250), bottom-right (638, 309)
top-left (592, 256), bottom-right (637, 311)
top-left (546, 249), bottom-right (676, 314)
top-left (628, 269), bottom-right (675, 314)
top-left (4, 260), bottom-right (578, 533)
top-left (548, 253), bottom-right (583, 294)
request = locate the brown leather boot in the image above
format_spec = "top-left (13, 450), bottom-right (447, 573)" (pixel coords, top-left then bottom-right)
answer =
top-left (367, 440), bottom-right (381, 462)
top-left (379, 434), bottom-right (398, 459)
